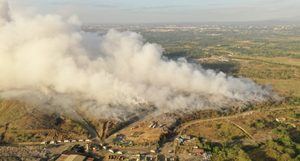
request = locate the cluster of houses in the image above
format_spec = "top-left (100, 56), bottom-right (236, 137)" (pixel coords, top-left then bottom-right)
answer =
top-left (175, 135), bottom-right (212, 160)
top-left (40, 139), bottom-right (92, 145)
top-left (89, 142), bottom-right (179, 161)
top-left (90, 142), bottom-right (124, 155)
top-left (175, 135), bottom-right (193, 145)
top-left (106, 153), bottom-right (178, 161)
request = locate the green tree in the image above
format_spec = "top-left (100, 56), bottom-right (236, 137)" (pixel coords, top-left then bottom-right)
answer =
top-left (211, 145), bottom-right (251, 161)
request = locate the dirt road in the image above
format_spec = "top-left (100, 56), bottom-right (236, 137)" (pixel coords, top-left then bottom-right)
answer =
top-left (177, 106), bottom-right (300, 135)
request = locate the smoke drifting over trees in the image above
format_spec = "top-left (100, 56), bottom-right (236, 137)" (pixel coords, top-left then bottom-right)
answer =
top-left (0, 1), bottom-right (276, 119)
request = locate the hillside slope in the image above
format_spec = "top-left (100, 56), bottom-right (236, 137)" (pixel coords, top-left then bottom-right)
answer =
top-left (0, 100), bottom-right (90, 143)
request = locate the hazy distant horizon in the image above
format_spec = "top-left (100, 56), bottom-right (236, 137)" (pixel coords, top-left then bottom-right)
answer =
top-left (10, 0), bottom-right (300, 24)
top-left (82, 19), bottom-right (300, 26)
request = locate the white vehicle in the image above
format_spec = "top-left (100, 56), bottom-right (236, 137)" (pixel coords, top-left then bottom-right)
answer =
top-left (85, 139), bottom-right (91, 142)
top-left (64, 140), bottom-right (70, 143)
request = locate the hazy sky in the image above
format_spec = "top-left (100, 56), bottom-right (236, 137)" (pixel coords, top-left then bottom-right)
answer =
top-left (9, 0), bottom-right (300, 24)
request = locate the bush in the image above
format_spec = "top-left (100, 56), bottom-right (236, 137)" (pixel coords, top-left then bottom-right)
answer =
top-left (251, 120), bottom-right (266, 129)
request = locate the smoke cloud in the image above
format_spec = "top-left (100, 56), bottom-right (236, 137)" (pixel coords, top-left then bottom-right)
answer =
top-left (0, 1), bottom-right (275, 119)
top-left (0, 0), bottom-right (9, 25)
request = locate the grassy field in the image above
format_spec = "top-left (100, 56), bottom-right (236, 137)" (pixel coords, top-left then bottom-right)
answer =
top-left (179, 55), bottom-right (300, 161)
top-left (231, 55), bottom-right (300, 97)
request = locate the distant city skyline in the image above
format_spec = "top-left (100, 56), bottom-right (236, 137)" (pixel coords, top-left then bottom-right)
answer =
top-left (10, 0), bottom-right (300, 24)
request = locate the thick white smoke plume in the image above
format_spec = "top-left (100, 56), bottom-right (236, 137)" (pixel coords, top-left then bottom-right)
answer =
top-left (0, 2), bottom-right (275, 119)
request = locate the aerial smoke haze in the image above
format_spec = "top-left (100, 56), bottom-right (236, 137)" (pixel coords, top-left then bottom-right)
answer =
top-left (0, 1), bottom-right (276, 119)
top-left (0, 0), bottom-right (10, 25)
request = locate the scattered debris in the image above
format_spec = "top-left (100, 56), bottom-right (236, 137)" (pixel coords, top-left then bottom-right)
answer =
top-left (149, 121), bottom-right (158, 128)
